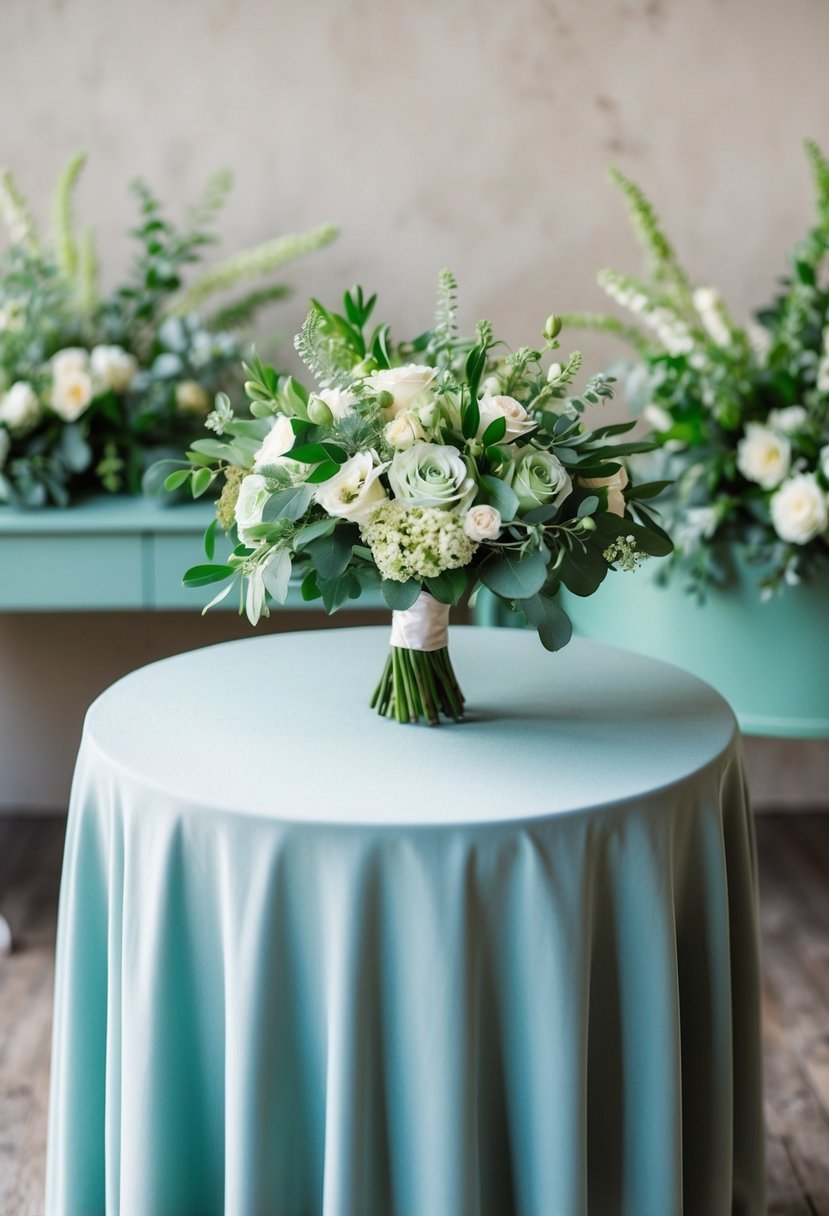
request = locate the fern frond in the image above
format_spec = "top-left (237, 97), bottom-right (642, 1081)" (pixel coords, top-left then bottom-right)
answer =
top-left (167, 223), bottom-right (338, 316)
top-left (293, 306), bottom-right (352, 388)
top-left (207, 283), bottom-right (292, 332)
top-left (609, 167), bottom-right (691, 295)
top-left (0, 169), bottom-right (38, 250)
top-left (433, 267), bottom-right (458, 345)
top-left (804, 138), bottom-right (829, 227)
top-left (76, 227), bottom-right (99, 315)
top-left (558, 311), bottom-right (653, 355)
top-left (51, 151), bottom-right (86, 280)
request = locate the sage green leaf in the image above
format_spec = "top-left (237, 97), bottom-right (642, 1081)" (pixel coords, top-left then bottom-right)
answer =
top-left (262, 483), bottom-right (314, 521)
top-left (380, 579), bottom-right (421, 610)
top-left (424, 568), bottom-right (468, 605)
top-left (294, 517), bottom-right (336, 548)
top-left (520, 593), bottom-right (573, 652)
top-left (304, 529), bottom-right (354, 580)
top-left (479, 474), bottom-right (519, 522)
top-left (478, 549), bottom-right (548, 599)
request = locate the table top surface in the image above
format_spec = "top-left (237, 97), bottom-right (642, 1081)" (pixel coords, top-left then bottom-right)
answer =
top-left (82, 626), bottom-right (737, 827)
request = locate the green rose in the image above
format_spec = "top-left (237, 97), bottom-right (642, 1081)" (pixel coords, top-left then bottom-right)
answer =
top-left (388, 442), bottom-right (475, 511)
top-left (504, 448), bottom-right (572, 511)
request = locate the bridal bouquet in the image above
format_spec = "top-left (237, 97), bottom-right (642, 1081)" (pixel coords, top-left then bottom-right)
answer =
top-left (563, 141), bottom-right (829, 598)
top-left (174, 272), bottom-right (671, 724)
top-left (0, 154), bottom-right (336, 507)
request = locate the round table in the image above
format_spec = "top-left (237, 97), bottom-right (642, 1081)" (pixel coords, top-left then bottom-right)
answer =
top-left (47, 627), bottom-right (765, 1216)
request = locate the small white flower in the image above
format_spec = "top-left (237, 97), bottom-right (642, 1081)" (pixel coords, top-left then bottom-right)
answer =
top-left (90, 344), bottom-right (138, 394)
top-left (315, 451), bottom-right (389, 524)
top-left (175, 380), bottom-right (211, 416)
top-left (384, 410), bottom-right (426, 450)
top-left (643, 403), bottom-right (673, 433)
top-left (318, 386), bottom-right (359, 421)
top-left (253, 415), bottom-right (297, 472)
top-left (463, 504), bottom-right (502, 541)
top-left (0, 427), bottom-right (9, 468)
top-left (234, 474), bottom-right (271, 546)
top-left (476, 394), bottom-right (536, 443)
top-left (768, 405), bottom-right (808, 434)
top-left (581, 466), bottom-right (629, 516)
top-left (746, 321), bottom-right (772, 364)
top-left (770, 473), bottom-right (828, 545)
top-left (389, 442), bottom-right (475, 511)
top-left (0, 381), bottom-right (40, 431)
top-left (365, 364), bottom-right (437, 416)
top-left (736, 423), bottom-right (790, 490)
top-left (692, 286), bottom-right (732, 348)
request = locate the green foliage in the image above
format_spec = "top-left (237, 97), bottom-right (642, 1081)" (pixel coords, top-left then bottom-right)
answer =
top-left (608, 167), bottom-right (691, 296)
top-left (51, 152), bottom-right (86, 283)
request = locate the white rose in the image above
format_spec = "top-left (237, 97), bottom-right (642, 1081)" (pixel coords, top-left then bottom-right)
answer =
top-left (318, 386), bottom-right (359, 421)
top-left (0, 427), bottom-right (9, 469)
top-left (366, 364), bottom-right (437, 416)
top-left (476, 394), bottom-right (536, 443)
top-left (503, 448), bottom-right (572, 512)
top-left (51, 347), bottom-right (89, 379)
top-left (90, 344), bottom-right (138, 393)
top-left (384, 410), bottom-right (426, 450)
top-left (0, 381), bottom-right (40, 430)
top-left (315, 451), bottom-right (389, 523)
top-left (388, 442), bottom-right (475, 511)
top-left (770, 473), bottom-right (829, 545)
top-left (643, 403), bottom-right (674, 433)
top-left (50, 368), bottom-right (94, 422)
top-left (769, 405), bottom-right (808, 434)
top-left (736, 423), bottom-right (790, 490)
top-left (253, 415), bottom-right (297, 471)
top-left (819, 445), bottom-right (829, 481)
top-left (581, 465), bottom-right (629, 516)
top-left (464, 504), bottom-right (502, 541)
top-left (175, 380), bottom-right (211, 416)
top-left (234, 474), bottom-right (272, 546)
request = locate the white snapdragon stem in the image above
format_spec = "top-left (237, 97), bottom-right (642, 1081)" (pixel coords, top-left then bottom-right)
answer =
top-left (390, 591), bottom-right (449, 651)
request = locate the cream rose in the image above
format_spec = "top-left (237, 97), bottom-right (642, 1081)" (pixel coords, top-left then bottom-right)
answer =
top-left (384, 410), bottom-right (426, 450)
top-left (366, 364), bottom-right (437, 416)
top-left (768, 405), bottom-right (808, 434)
top-left (51, 368), bottom-right (94, 422)
top-left (476, 394), bottom-right (536, 443)
top-left (770, 474), bottom-right (828, 545)
top-left (0, 381), bottom-right (40, 430)
top-left (503, 448), bottom-right (572, 512)
top-left (315, 451), bottom-right (389, 523)
top-left (581, 465), bottom-right (629, 516)
top-left (90, 344), bottom-right (138, 393)
top-left (51, 347), bottom-right (89, 379)
top-left (253, 415), bottom-right (297, 472)
top-left (388, 442), bottom-right (475, 511)
top-left (736, 423), bottom-right (790, 490)
top-left (234, 474), bottom-right (271, 546)
top-left (175, 380), bottom-right (211, 416)
top-left (464, 504), bottom-right (502, 541)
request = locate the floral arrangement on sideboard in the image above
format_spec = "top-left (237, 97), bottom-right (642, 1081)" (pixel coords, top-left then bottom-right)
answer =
top-left (563, 139), bottom-right (829, 598)
top-left (166, 272), bottom-right (672, 724)
top-left (0, 154), bottom-right (336, 507)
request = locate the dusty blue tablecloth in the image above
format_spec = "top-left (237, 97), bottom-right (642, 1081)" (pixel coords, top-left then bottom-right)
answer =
top-left (46, 627), bottom-right (765, 1216)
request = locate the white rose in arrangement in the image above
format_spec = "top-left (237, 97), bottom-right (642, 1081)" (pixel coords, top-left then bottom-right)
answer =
top-left (769, 405), bottom-right (808, 434)
top-left (366, 364), bottom-right (437, 416)
top-left (389, 442), bottom-right (476, 511)
top-left (476, 394), bottom-right (536, 443)
top-left (90, 344), bottom-right (138, 393)
top-left (770, 473), bottom-right (829, 545)
top-left (50, 367), bottom-right (94, 422)
top-left (315, 451), bottom-right (389, 524)
top-left (317, 386), bottom-right (359, 421)
top-left (0, 381), bottom-right (40, 430)
top-left (736, 423), bottom-right (791, 490)
top-left (234, 473), bottom-right (271, 546)
top-left (253, 415), bottom-right (297, 471)
top-left (175, 380), bottom-right (211, 416)
top-left (0, 427), bottom-right (9, 469)
top-left (384, 410), bottom-right (426, 450)
top-left (504, 448), bottom-right (572, 511)
top-left (463, 504), bottom-right (502, 541)
top-left (51, 347), bottom-right (89, 379)
top-left (581, 465), bottom-right (629, 516)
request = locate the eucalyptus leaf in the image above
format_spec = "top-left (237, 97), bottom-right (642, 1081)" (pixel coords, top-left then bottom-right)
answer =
top-left (479, 474), bottom-right (519, 522)
top-left (381, 579), bottom-right (422, 610)
top-left (478, 549), bottom-right (548, 599)
top-left (520, 593), bottom-right (573, 652)
top-left (262, 483), bottom-right (314, 522)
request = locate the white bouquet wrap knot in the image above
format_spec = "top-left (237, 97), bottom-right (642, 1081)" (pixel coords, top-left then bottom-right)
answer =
top-left (390, 591), bottom-right (449, 652)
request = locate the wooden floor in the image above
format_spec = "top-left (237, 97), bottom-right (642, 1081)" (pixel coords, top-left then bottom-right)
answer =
top-left (0, 814), bottom-right (828, 1215)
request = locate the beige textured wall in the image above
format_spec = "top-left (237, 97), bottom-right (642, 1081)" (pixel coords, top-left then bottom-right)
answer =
top-left (1, 0), bottom-right (827, 809)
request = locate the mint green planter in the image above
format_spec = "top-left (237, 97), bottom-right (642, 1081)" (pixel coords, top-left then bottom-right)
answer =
top-left (561, 550), bottom-right (829, 739)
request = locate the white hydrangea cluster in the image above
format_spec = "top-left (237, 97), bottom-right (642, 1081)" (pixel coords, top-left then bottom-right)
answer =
top-left (360, 501), bottom-right (478, 583)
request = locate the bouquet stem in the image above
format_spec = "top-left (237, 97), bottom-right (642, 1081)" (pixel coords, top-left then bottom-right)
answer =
top-left (370, 591), bottom-right (465, 725)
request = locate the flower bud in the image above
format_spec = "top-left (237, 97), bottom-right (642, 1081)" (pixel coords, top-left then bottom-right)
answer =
top-left (547, 362), bottom-right (563, 383)
top-left (577, 515), bottom-right (597, 532)
top-left (376, 390), bottom-right (394, 410)
top-left (544, 314), bottom-right (562, 340)
top-left (352, 358), bottom-right (377, 378)
top-left (307, 394), bottom-right (334, 427)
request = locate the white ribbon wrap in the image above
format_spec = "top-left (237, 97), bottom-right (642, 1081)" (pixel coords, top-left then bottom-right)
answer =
top-left (390, 591), bottom-right (450, 652)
